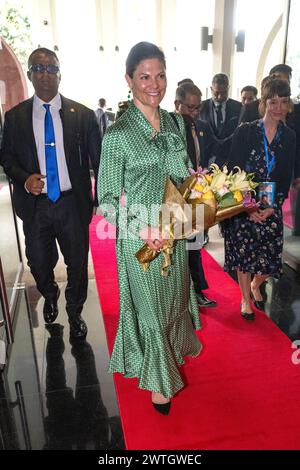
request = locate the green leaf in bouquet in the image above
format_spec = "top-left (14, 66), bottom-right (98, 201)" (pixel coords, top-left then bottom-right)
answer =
top-left (218, 192), bottom-right (237, 208)
top-left (213, 192), bottom-right (222, 203)
top-left (246, 173), bottom-right (259, 190)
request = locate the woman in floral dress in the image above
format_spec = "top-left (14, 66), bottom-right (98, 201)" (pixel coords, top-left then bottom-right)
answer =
top-left (223, 79), bottom-right (296, 320)
top-left (98, 42), bottom-right (201, 414)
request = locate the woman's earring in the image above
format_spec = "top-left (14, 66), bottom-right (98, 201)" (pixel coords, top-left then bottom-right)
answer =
top-left (127, 89), bottom-right (132, 101)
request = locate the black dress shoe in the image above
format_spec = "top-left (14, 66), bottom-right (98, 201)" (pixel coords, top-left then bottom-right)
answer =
top-left (196, 293), bottom-right (217, 308)
top-left (152, 401), bottom-right (171, 415)
top-left (43, 288), bottom-right (60, 323)
top-left (69, 316), bottom-right (88, 341)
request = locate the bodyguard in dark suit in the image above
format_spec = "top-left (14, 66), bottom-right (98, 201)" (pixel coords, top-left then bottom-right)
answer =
top-left (200, 73), bottom-right (242, 141)
top-left (0, 48), bottom-right (101, 340)
top-left (174, 82), bottom-right (217, 308)
top-left (239, 76), bottom-right (273, 125)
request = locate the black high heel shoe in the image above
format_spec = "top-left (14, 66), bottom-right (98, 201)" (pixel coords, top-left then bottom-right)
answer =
top-left (250, 291), bottom-right (265, 311)
top-left (240, 303), bottom-right (255, 321)
top-left (241, 310), bottom-right (255, 321)
top-left (152, 401), bottom-right (171, 415)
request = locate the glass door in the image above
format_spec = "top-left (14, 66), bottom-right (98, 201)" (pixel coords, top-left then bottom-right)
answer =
top-left (0, 166), bottom-right (23, 344)
top-left (0, 290), bottom-right (46, 449)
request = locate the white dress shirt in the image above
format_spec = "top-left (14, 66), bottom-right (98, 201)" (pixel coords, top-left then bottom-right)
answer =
top-left (33, 93), bottom-right (72, 193)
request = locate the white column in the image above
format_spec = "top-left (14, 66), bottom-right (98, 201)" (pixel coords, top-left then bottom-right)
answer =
top-left (212, 0), bottom-right (237, 81)
top-left (95, 0), bottom-right (119, 54)
top-left (30, 0), bottom-right (54, 49)
top-left (156, 0), bottom-right (177, 52)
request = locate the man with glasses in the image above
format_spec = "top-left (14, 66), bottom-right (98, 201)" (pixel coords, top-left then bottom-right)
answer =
top-left (0, 48), bottom-right (101, 341)
top-left (200, 73), bottom-right (241, 142)
top-left (174, 82), bottom-right (217, 308)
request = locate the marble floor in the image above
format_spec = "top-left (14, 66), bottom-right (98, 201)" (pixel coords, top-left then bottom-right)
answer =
top-left (0, 280), bottom-right (125, 450)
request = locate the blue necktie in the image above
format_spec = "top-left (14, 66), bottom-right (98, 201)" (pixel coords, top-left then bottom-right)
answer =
top-left (43, 104), bottom-right (60, 202)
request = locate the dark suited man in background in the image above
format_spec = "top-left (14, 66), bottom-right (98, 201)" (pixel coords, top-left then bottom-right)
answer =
top-left (239, 66), bottom-right (293, 124)
top-left (269, 63), bottom-right (293, 82)
top-left (240, 65), bottom-right (296, 126)
top-left (240, 85), bottom-right (258, 106)
top-left (174, 82), bottom-right (217, 308)
top-left (0, 48), bottom-right (101, 340)
top-left (239, 76), bottom-right (272, 124)
top-left (200, 73), bottom-right (242, 142)
top-left (94, 98), bottom-right (109, 139)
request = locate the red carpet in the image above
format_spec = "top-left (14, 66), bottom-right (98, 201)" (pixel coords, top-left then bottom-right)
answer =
top-left (282, 191), bottom-right (293, 229)
top-left (90, 215), bottom-right (300, 450)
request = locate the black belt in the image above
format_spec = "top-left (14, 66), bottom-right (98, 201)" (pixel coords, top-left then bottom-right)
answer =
top-left (38, 189), bottom-right (73, 200)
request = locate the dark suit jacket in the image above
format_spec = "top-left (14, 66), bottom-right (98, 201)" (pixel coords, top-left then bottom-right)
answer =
top-left (182, 115), bottom-right (220, 169)
top-left (239, 100), bottom-right (260, 124)
top-left (0, 95), bottom-right (101, 225)
top-left (200, 98), bottom-right (242, 141)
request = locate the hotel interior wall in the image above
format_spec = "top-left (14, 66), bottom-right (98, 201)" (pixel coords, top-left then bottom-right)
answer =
top-left (2, 0), bottom-right (290, 111)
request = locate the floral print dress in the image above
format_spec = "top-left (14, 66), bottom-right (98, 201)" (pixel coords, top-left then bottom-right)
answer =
top-left (223, 120), bottom-right (296, 276)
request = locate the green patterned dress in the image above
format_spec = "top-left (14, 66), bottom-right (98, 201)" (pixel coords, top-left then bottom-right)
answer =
top-left (98, 102), bottom-right (202, 398)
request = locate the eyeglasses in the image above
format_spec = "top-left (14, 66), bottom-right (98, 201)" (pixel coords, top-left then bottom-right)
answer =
top-left (29, 64), bottom-right (60, 74)
top-left (180, 102), bottom-right (201, 112)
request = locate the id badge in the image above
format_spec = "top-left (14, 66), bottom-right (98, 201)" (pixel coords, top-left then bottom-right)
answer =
top-left (257, 182), bottom-right (276, 208)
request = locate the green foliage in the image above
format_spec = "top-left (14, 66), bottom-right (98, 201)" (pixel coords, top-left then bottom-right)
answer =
top-left (0, 3), bottom-right (32, 69)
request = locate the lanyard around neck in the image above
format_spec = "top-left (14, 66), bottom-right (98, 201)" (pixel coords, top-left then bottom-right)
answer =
top-left (260, 120), bottom-right (276, 177)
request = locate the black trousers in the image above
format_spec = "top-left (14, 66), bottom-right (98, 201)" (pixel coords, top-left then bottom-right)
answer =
top-left (188, 239), bottom-right (208, 294)
top-left (23, 193), bottom-right (89, 318)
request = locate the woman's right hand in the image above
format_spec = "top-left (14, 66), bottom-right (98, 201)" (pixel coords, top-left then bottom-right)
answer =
top-left (139, 226), bottom-right (166, 251)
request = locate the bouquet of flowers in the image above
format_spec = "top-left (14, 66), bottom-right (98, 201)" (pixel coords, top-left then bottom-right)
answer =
top-left (136, 164), bottom-right (258, 275)
top-left (185, 163), bottom-right (258, 228)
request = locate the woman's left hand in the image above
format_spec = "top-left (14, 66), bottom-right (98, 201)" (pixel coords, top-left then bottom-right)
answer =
top-left (257, 207), bottom-right (275, 222)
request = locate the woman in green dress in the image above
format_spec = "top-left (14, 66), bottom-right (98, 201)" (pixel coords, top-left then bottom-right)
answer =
top-left (98, 42), bottom-right (202, 415)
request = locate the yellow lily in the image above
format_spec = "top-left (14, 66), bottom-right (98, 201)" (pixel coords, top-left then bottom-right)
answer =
top-left (233, 190), bottom-right (243, 202)
top-left (204, 174), bottom-right (213, 184)
top-left (202, 190), bottom-right (215, 200)
top-left (194, 183), bottom-right (204, 192)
